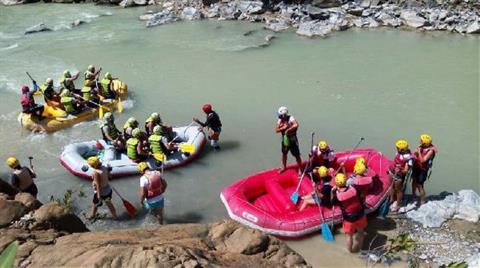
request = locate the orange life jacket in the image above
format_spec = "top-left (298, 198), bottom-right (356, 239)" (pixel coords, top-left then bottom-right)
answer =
top-left (337, 186), bottom-right (364, 222)
top-left (145, 170), bottom-right (165, 199)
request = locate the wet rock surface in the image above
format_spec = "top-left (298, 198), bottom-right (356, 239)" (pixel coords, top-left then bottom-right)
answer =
top-left (24, 23), bottom-right (52, 35)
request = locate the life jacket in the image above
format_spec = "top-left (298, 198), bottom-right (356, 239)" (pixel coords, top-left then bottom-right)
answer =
top-left (145, 118), bottom-right (161, 135)
top-left (81, 86), bottom-right (91, 101)
top-left (414, 145), bottom-right (438, 171)
top-left (336, 186), bottom-right (364, 222)
top-left (312, 146), bottom-right (335, 165)
top-left (40, 84), bottom-right (54, 101)
top-left (148, 134), bottom-right (164, 155)
top-left (13, 167), bottom-right (34, 191)
top-left (100, 78), bottom-right (112, 97)
top-left (60, 96), bottom-right (76, 114)
top-left (60, 78), bottom-right (75, 91)
top-left (100, 122), bottom-right (120, 141)
top-left (84, 71), bottom-right (95, 87)
top-left (145, 170), bottom-right (165, 198)
top-left (126, 138), bottom-right (139, 160)
top-left (207, 111), bottom-right (222, 129)
top-left (390, 150), bottom-right (413, 172)
top-left (21, 94), bottom-right (32, 111)
top-left (353, 175), bottom-right (373, 197)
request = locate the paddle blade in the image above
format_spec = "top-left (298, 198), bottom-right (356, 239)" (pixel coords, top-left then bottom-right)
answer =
top-left (0, 240), bottom-right (18, 268)
top-left (378, 199), bottom-right (390, 217)
top-left (153, 153), bottom-right (166, 162)
top-left (321, 223), bottom-right (334, 242)
top-left (179, 144), bottom-right (195, 154)
top-left (290, 191), bottom-right (299, 204)
top-left (122, 199), bottom-right (137, 217)
top-left (98, 105), bottom-right (104, 119)
top-left (117, 98), bottom-right (123, 113)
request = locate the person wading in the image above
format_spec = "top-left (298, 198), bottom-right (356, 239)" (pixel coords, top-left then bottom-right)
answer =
top-left (332, 173), bottom-right (367, 253)
top-left (6, 157), bottom-right (38, 198)
top-left (275, 106), bottom-right (302, 174)
top-left (193, 104), bottom-right (222, 151)
top-left (138, 162), bottom-right (167, 224)
top-left (412, 134), bottom-right (438, 206)
top-left (87, 156), bottom-right (117, 220)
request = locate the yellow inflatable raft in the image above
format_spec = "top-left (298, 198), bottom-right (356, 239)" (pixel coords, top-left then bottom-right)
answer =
top-left (19, 80), bottom-right (128, 133)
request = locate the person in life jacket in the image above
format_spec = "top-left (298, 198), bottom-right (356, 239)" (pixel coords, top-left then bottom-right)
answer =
top-left (412, 134), bottom-right (438, 206)
top-left (126, 128), bottom-right (149, 162)
top-left (99, 72), bottom-right (117, 99)
top-left (299, 166), bottom-right (334, 211)
top-left (346, 162), bottom-right (373, 202)
top-left (149, 125), bottom-right (177, 157)
top-left (309, 140), bottom-right (336, 170)
top-left (59, 70), bottom-right (80, 95)
top-left (100, 112), bottom-right (125, 150)
top-left (123, 117), bottom-right (139, 140)
top-left (332, 173), bottom-right (367, 253)
top-left (388, 139), bottom-right (414, 212)
top-left (60, 89), bottom-right (82, 115)
top-left (82, 65), bottom-right (101, 107)
top-left (39, 78), bottom-right (61, 108)
top-left (20, 83), bottom-right (45, 121)
top-left (275, 106), bottom-right (302, 174)
top-left (144, 112), bottom-right (173, 139)
top-left (193, 104), bottom-right (222, 151)
top-left (138, 162), bottom-right (168, 224)
top-left (87, 157), bottom-right (117, 220)
top-left (6, 157), bottom-right (38, 198)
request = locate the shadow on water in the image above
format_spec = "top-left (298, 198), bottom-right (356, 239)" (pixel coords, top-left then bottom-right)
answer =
top-left (166, 211), bottom-right (203, 224)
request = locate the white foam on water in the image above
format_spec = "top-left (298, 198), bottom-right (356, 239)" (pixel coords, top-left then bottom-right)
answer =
top-left (0, 43), bottom-right (19, 51)
top-left (27, 132), bottom-right (47, 142)
top-left (0, 31), bottom-right (20, 40)
top-left (0, 111), bottom-right (19, 122)
top-left (80, 12), bottom-right (100, 19)
top-left (121, 99), bottom-right (135, 110)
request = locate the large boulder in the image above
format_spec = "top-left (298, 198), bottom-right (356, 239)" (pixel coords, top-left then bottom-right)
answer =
top-left (145, 11), bottom-right (180, 27)
top-left (181, 7), bottom-right (200, 20)
top-left (1, 0), bottom-right (23, 5)
top-left (0, 178), bottom-right (18, 196)
top-left (32, 202), bottom-right (88, 233)
top-left (466, 21), bottom-right (480, 34)
top-left (296, 21), bottom-right (333, 37)
top-left (0, 200), bottom-right (27, 227)
top-left (400, 10), bottom-right (426, 28)
top-left (312, 0), bottom-right (342, 8)
top-left (15, 193), bottom-right (41, 211)
top-left (24, 23), bottom-right (52, 35)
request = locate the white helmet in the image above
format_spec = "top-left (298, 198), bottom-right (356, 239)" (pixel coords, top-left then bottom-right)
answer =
top-left (277, 106), bottom-right (288, 116)
top-left (46, 78), bottom-right (53, 85)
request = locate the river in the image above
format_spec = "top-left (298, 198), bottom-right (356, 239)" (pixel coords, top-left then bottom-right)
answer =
top-left (0, 4), bottom-right (478, 230)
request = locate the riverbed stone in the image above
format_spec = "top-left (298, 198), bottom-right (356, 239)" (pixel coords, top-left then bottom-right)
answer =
top-left (0, 200), bottom-right (27, 227)
top-left (296, 20), bottom-right (333, 37)
top-left (15, 193), bottom-right (41, 211)
top-left (24, 23), bottom-right (52, 35)
top-left (466, 21), bottom-right (480, 34)
top-left (32, 202), bottom-right (88, 233)
top-left (265, 18), bottom-right (290, 32)
top-left (401, 10), bottom-right (426, 28)
top-left (146, 11), bottom-right (180, 27)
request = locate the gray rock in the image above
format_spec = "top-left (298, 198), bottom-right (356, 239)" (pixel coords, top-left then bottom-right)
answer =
top-left (308, 6), bottom-right (330, 20)
top-left (466, 21), bottom-right (480, 34)
top-left (400, 10), bottom-right (426, 28)
top-left (133, 0), bottom-right (147, 5)
top-left (71, 19), bottom-right (86, 27)
top-left (296, 21), bottom-right (333, 37)
top-left (366, 17), bottom-right (379, 27)
top-left (265, 19), bottom-right (290, 32)
top-left (139, 12), bottom-right (155, 21)
top-left (347, 7), bottom-right (364, 16)
top-left (207, 5), bottom-right (220, 18)
top-left (312, 0), bottom-right (342, 8)
top-left (1, 0), bottom-right (23, 5)
top-left (119, 0), bottom-right (134, 7)
top-left (25, 23), bottom-right (52, 35)
top-left (181, 7), bottom-right (200, 20)
top-left (146, 11), bottom-right (179, 27)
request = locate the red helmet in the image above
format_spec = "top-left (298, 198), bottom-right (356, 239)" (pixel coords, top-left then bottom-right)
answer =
top-left (202, 104), bottom-right (212, 113)
top-left (21, 85), bottom-right (29, 94)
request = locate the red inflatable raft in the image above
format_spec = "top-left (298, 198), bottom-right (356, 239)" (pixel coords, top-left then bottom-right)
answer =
top-left (220, 148), bottom-right (392, 238)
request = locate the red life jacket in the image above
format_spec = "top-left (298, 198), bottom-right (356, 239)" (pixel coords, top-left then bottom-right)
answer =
top-left (390, 150), bottom-right (412, 171)
top-left (353, 175), bottom-right (373, 197)
top-left (312, 146), bottom-right (335, 165)
top-left (21, 94), bottom-right (31, 109)
top-left (414, 145), bottom-right (438, 171)
top-left (145, 170), bottom-right (165, 198)
top-left (337, 186), bottom-right (364, 222)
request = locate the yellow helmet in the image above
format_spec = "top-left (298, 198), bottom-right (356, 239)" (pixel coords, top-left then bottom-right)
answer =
top-left (355, 157), bottom-right (366, 165)
top-left (395, 139), bottom-right (409, 151)
top-left (335, 173), bottom-right (346, 187)
top-left (6, 157), bottom-right (19, 168)
top-left (318, 140), bottom-right (328, 151)
top-left (87, 156), bottom-right (100, 168)
top-left (317, 166), bottom-right (328, 178)
top-left (137, 162), bottom-right (149, 173)
top-left (132, 128), bottom-right (141, 138)
top-left (354, 163), bottom-right (366, 175)
top-left (420, 134), bottom-right (432, 146)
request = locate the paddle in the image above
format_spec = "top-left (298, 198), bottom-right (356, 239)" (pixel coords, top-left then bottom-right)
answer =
top-left (112, 187), bottom-right (137, 217)
top-left (26, 72), bottom-right (42, 97)
top-left (72, 93), bottom-right (111, 113)
top-left (401, 169), bottom-right (413, 207)
top-left (28, 156), bottom-right (34, 169)
top-left (178, 143), bottom-right (195, 154)
top-left (314, 182), bottom-right (334, 242)
top-left (290, 132), bottom-right (315, 204)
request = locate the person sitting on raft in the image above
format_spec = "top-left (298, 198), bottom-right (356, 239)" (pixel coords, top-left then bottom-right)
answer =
top-left (39, 78), bottom-right (61, 108)
top-left (145, 112), bottom-right (162, 136)
top-left (59, 70), bottom-right (80, 95)
top-left (149, 125), bottom-right (177, 159)
top-left (193, 103), bottom-right (222, 151)
top-left (126, 128), bottom-right (149, 162)
top-left (60, 89), bottom-right (83, 115)
top-left (123, 117), bottom-right (139, 140)
top-left (346, 162), bottom-right (373, 203)
top-left (82, 65), bottom-right (101, 108)
top-left (100, 112), bottom-right (125, 150)
top-left (138, 162), bottom-right (167, 225)
top-left (275, 106), bottom-right (302, 174)
top-left (310, 140), bottom-right (336, 169)
top-left (412, 134), bottom-right (438, 206)
top-left (99, 72), bottom-right (117, 99)
top-left (299, 166), bottom-right (334, 211)
top-left (6, 157), bottom-right (38, 198)
top-left (87, 156), bottom-right (117, 220)
top-left (332, 173), bottom-right (367, 253)
top-left (20, 83), bottom-right (44, 121)
top-left (388, 139), bottom-right (413, 212)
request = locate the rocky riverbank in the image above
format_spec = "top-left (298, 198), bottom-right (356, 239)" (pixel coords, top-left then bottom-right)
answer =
top-left (3, 0), bottom-right (479, 37)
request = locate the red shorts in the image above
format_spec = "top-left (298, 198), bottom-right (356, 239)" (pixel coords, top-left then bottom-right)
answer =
top-left (343, 215), bottom-right (367, 234)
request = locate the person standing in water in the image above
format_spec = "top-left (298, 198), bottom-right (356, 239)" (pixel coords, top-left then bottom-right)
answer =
top-left (193, 104), bottom-right (222, 151)
top-left (275, 106), bottom-right (302, 173)
top-left (87, 156), bottom-right (117, 220)
top-left (138, 162), bottom-right (167, 224)
top-left (412, 134), bottom-right (438, 206)
top-left (6, 157), bottom-right (38, 198)
top-left (388, 139), bottom-right (413, 212)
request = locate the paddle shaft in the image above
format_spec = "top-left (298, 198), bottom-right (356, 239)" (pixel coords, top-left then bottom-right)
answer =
top-left (26, 72), bottom-right (35, 82)
top-left (28, 156), bottom-right (33, 170)
top-left (72, 93), bottom-right (110, 110)
top-left (334, 137), bottom-right (365, 175)
top-left (112, 187), bottom-right (125, 200)
top-left (294, 132), bottom-right (315, 193)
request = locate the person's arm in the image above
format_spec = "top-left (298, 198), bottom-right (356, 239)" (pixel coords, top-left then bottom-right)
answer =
top-left (193, 117), bottom-right (206, 127)
top-left (94, 67), bottom-right (102, 78)
top-left (420, 150), bottom-right (434, 164)
top-left (139, 178), bottom-right (147, 208)
top-left (32, 81), bottom-right (39, 93)
top-left (285, 119), bottom-right (298, 135)
top-left (275, 120), bottom-right (288, 133)
top-left (70, 72), bottom-right (80, 81)
top-left (27, 167), bottom-right (37, 179)
top-left (93, 173), bottom-right (101, 199)
top-left (103, 126), bottom-right (114, 141)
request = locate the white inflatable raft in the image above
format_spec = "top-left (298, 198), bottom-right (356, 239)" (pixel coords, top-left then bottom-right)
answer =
top-left (60, 126), bottom-right (206, 180)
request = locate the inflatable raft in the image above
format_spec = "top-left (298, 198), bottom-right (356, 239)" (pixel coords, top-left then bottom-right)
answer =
top-left (18, 79), bottom-right (127, 133)
top-left (220, 148), bottom-right (392, 238)
top-left (60, 125), bottom-right (206, 179)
